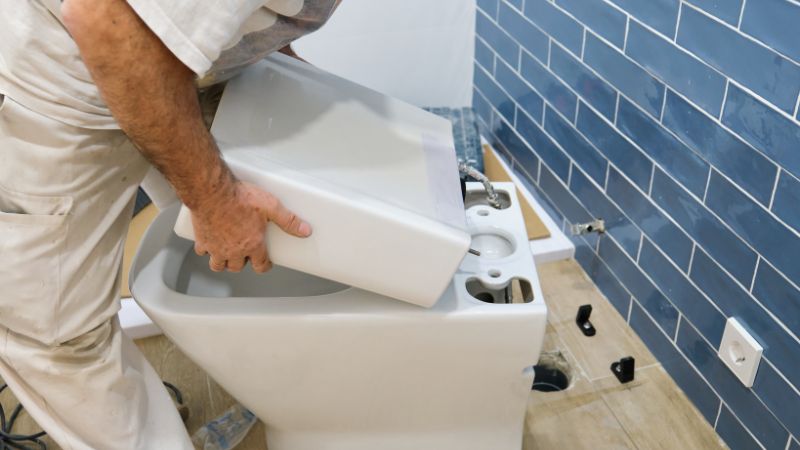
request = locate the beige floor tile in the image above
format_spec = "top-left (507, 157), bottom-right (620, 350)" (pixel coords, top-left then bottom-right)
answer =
top-left (537, 260), bottom-right (656, 380)
top-left (592, 366), bottom-right (728, 450)
top-left (524, 372), bottom-right (636, 450)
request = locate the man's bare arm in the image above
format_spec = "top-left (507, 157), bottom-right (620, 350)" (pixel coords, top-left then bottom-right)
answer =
top-left (62, 0), bottom-right (311, 273)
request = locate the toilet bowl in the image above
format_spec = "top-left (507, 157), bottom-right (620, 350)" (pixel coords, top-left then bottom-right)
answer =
top-left (130, 182), bottom-right (547, 450)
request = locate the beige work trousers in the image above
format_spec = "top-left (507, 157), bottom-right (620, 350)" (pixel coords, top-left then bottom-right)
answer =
top-left (0, 94), bottom-right (193, 449)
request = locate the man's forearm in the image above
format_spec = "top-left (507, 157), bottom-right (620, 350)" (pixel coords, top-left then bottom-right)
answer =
top-left (62, 0), bottom-right (233, 211)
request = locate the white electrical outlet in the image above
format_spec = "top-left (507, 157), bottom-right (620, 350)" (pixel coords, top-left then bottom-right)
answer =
top-left (718, 318), bottom-right (763, 387)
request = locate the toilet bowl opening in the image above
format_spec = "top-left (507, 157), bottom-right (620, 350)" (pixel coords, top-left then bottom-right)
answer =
top-left (466, 278), bottom-right (533, 304)
top-left (531, 351), bottom-right (572, 392)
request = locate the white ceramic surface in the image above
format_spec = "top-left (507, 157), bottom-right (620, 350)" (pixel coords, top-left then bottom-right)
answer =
top-left (174, 53), bottom-right (470, 307)
top-left (132, 182), bottom-right (548, 450)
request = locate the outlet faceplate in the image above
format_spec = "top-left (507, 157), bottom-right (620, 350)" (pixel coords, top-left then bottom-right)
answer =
top-left (718, 318), bottom-right (763, 387)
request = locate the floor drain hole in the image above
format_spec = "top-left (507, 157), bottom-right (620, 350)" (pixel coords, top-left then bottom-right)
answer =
top-left (531, 364), bottom-right (570, 392)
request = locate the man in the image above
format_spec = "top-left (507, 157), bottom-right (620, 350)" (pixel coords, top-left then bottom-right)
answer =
top-left (0, 0), bottom-right (338, 448)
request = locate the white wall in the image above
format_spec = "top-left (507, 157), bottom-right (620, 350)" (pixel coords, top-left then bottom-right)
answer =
top-left (293, 0), bottom-right (476, 108)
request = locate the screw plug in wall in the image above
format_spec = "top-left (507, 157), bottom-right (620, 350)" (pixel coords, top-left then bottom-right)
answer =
top-left (570, 219), bottom-right (606, 236)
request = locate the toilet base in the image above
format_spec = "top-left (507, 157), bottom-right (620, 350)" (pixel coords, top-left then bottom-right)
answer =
top-left (264, 425), bottom-right (526, 450)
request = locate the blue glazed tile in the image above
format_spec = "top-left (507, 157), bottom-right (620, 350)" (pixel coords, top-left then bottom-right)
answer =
top-left (550, 46), bottom-right (617, 120)
top-left (639, 239), bottom-right (726, 346)
top-left (772, 171), bottom-right (800, 232)
top-left (752, 362), bottom-right (800, 438)
top-left (583, 34), bottom-right (665, 117)
top-left (474, 64), bottom-right (516, 123)
top-left (475, 37), bottom-right (495, 72)
top-left (687, 0), bottom-right (743, 25)
top-left (579, 247), bottom-right (633, 317)
top-left (677, 6), bottom-right (800, 113)
top-left (609, 0), bottom-right (680, 36)
top-left (599, 237), bottom-right (680, 336)
top-left (662, 91), bottom-right (777, 205)
top-left (476, 11), bottom-right (519, 67)
top-left (626, 22), bottom-right (726, 116)
top-left (577, 104), bottom-right (652, 192)
top-left (544, 105), bottom-right (607, 185)
top-left (472, 88), bottom-right (492, 126)
top-left (629, 307), bottom-right (720, 424)
top-left (555, 0), bottom-right (627, 48)
top-left (539, 164), bottom-right (593, 224)
top-left (791, 439), bottom-right (800, 450)
top-left (570, 168), bottom-right (640, 256)
top-left (505, 0), bottom-right (523, 9)
top-left (498, 2), bottom-right (549, 64)
top-left (691, 249), bottom-right (800, 389)
top-left (477, 0), bottom-right (499, 18)
top-left (650, 168), bottom-right (757, 285)
top-left (593, 263), bottom-right (633, 318)
top-left (518, 172), bottom-right (566, 224)
top-left (523, 0), bottom-right (584, 55)
top-left (520, 52), bottom-right (578, 120)
top-left (572, 233), bottom-right (598, 271)
top-left (722, 85), bottom-right (800, 179)
top-left (515, 109), bottom-right (572, 181)
top-left (741, 0), bottom-right (800, 64)
top-left (606, 167), bottom-right (693, 269)
top-left (715, 406), bottom-right (764, 450)
top-left (705, 171), bottom-right (800, 285)
top-left (677, 320), bottom-right (791, 450)
top-left (495, 59), bottom-right (544, 122)
top-left (616, 97), bottom-right (710, 197)
top-left (752, 261), bottom-right (800, 341)
top-left (495, 118), bottom-right (541, 177)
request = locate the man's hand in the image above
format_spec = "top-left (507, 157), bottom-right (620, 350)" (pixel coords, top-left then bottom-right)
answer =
top-left (192, 181), bottom-right (312, 273)
top-left (62, 0), bottom-right (310, 272)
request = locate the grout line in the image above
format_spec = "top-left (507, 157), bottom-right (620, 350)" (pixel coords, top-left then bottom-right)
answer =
top-left (613, 93), bottom-right (621, 125)
top-left (763, 358), bottom-right (800, 405)
top-left (713, 402), bottom-right (723, 429)
top-left (604, 162), bottom-right (611, 191)
top-left (784, 435), bottom-right (792, 450)
top-left (517, 45), bottom-right (523, 72)
top-left (687, 243), bottom-right (697, 275)
top-left (674, 1), bottom-right (683, 43)
top-left (626, 295), bottom-right (634, 323)
top-left (659, 88), bottom-right (669, 123)
top-left (635, 232), bottom-right (645, 263)
top-left (647, 164), bottom-right (656, 196)
top-left (749, 256), bottom-right (761, 293)
top-left (673, 313), bottom-right (682, 342)
top-left (737, 0), bottom-right (747, 29)
top-left (719, 79), bottom-right (730, 120)
top-left (622, 16), bottom-right (630, 53)
top-left (768, 168), bottom-right (781, 210)
top-left (547, 38), bottom-right (553, 67)
top-left (537, 159), bottom-right (542, 184)
top-left (794, 92), bottom-right (800, 122)
top-left (702, 168), bottom-right (713, 203)
top-left (574, 99), bottom-right (581, 124)
top-left (580, 27), bottom-right (587, 60)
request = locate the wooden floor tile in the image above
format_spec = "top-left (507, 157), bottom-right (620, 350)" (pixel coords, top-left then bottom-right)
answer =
top-left (592, 366), bottom-right (727, 450)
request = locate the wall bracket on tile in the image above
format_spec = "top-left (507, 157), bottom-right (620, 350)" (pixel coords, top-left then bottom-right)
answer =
top-left (575, 304), bottom-right (596, 336)
top-left (611, 356), bottom-right (635, 384)
top-left (570, 219), bottom-right (605, 235)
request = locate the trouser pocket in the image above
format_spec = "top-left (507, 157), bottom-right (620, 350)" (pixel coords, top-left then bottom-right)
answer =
top-left (0, 183), bottom-right (72, 343)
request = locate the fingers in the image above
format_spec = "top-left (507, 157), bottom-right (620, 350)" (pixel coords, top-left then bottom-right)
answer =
top-left (264, 196), bottom-right (312, 238)
top-left (226, 257), bottom-right (246, 273)
top-left (195, 242), bottom-right (207, 256)
top-left (209, 256), bottom-right (226, 272)
top-left (250, 245), bottom-right (272, 273)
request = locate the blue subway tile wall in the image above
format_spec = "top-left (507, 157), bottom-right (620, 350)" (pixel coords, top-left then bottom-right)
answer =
top-left (473, 0), bottom-right (800, 447)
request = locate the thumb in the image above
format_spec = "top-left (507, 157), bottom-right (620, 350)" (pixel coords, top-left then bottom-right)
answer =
top-left (264, 196), bottom-right (312, 238)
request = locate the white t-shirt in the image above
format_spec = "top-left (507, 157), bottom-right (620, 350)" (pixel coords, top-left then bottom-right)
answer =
top-left (0, 0), bottom-right (336, 129)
